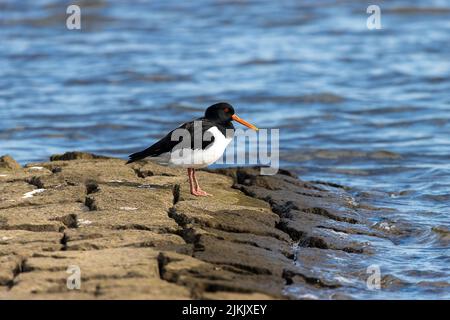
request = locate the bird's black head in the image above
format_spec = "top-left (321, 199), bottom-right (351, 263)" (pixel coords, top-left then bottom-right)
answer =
top-left (204, 102), bottom-right (235, 124)
top-left (204, 102), bottom-right (258, 130)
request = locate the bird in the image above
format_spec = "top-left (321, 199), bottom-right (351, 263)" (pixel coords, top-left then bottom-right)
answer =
top-left (126, 102), bottom-right (258, 196)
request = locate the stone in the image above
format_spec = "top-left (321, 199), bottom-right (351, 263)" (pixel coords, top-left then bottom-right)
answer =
top-left (0, 155), bottom-right (21, 171)
top-left (0, 153), bottom-right (387, 299)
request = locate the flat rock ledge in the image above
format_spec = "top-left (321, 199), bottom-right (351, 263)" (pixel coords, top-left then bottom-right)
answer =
top-left (0, 152), bottom-right (388, 299)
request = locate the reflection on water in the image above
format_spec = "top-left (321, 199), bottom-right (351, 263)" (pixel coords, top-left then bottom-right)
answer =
top-left (1, 0), bottom-right (449, 299)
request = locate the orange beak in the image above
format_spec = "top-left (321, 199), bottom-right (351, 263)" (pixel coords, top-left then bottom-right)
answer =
top-left (231, 114), bottom-right (259, 131)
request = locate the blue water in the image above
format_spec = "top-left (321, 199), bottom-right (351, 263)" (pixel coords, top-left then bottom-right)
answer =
top-left (1, 0), bottom-right (449, 299)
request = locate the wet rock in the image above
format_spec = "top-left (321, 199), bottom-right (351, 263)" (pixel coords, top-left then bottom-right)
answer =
top-left (432, 225), bottom-right (450, 245)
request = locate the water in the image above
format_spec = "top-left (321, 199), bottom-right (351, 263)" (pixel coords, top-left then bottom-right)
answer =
top-left (1, 0), bottom-right (449, 299)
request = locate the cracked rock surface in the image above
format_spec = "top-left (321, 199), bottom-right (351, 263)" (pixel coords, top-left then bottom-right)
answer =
top-left (0, 152), bottom-right (388, 299)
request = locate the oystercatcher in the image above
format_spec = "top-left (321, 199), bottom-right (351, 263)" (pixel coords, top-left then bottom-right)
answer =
top-left (126, 102), bottom-right (258, 196)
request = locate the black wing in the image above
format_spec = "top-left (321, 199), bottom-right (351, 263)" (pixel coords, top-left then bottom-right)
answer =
top-left (126, 118), bottom-right (216, 164)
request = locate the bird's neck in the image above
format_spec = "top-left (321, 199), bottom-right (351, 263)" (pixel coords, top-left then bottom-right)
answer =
top-left (212, 120), bottom-right (234, 138)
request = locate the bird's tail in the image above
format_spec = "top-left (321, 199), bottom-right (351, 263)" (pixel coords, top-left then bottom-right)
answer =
top-left (126, 151), bottom-right (147, 164)
top-left (126, 145), bottom-right (162, 164)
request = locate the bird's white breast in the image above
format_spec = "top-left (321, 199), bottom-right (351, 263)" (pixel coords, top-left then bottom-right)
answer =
top-left (168, 126), bottom-right (232, 168)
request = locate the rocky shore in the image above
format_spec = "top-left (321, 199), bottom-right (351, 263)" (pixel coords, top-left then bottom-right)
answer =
top-left (0, 152), bottom-right (388, 299)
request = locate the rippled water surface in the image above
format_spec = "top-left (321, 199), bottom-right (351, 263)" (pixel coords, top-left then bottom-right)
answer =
top-left (1, 0), bottom-right (449, 299)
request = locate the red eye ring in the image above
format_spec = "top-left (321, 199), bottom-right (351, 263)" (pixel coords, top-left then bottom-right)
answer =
top-left (224, 107), bottom-right (229, 113)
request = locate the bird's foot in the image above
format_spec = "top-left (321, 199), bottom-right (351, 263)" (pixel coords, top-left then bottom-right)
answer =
top-left (196, 188), bottom-right (212, 196)
top-left (190, 189), bottom-right (211, 197)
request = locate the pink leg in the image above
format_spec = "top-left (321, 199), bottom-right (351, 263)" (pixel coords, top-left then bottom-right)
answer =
top-left (192, 169), bottom-right (211, 196)
top-left (188, 168), bottom-right (200, 196)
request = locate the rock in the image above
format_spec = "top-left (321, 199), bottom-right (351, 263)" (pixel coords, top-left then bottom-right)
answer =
top-left (0, 153), bottom-right (387, 299)
top-left (0, 203), bottom-right (86, 233)
top-left (63, 227), bottom-right (187, 253)
top-left (0, 230), bottom-right (63, 257)
top-left (0, 155), bottom-right (21, 171)
top-left (49, 151), bottom-right (111, 161)
top-left (4, 248), bottom-right (191, 299)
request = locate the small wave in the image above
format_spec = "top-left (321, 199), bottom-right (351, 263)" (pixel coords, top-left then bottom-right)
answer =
top-left (262, 16), bottom-right (314, 28)
top-left (65, 72), bottom-right (191, 86)
top-left (281, 149), bottom-right (401, 162)
top-left (421, 194), bottom-right (450, 202)
top-left (239, 59), bottom-right (280, 66)
top-left (371, 118), bottom-right (449, 128)
top-left (64, 78), bottom-right (116, 86)
top-left (240, 93), bottom-right (345, 104)
top-left (330, 168), bottom-right (369, 176)
top-left (370, 151), bottom-right (402, 160)
top-left (164, 103), bottom-right (204, 112)
top-left (425, 76), bottom-right (450, 84)
top-left (385, 7), bottom-right (450, 15)
top-left (4, 12), bottom-right (113, 29)
top-left (119, 71), bottom-right (192, 83)
top-left (416, 281), bottom-right (450, 291)
top-left (348, 106), bottom-right (426, 116)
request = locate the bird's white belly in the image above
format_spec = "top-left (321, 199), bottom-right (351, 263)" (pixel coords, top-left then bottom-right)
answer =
top-left (168, 127), bottom-right (232, 168)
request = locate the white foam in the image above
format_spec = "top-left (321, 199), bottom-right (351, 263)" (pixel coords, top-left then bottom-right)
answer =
top-left (347, 197), bottom-right (358, 206)
top-left (22, 189), bottom-right (45, 199)
top-left (29, 166), bottom-right (44, 170)
top-left (333, 256), bottom-right (346, 261)
top-left (120, 207), bottom-right (138, 211)
top-left (329, 229), bottom-right (348, 237)
top-left (334, 276), bottom-right (355, 284)
top-left (1, 236), bottom-right (13, 241)
top-left (298, 294), bottom-right (319, 300)
top-left (378, 222), bottom-right (394, 231)
top-left (78, 219), bottom-right (92, 225)
top-left (0, 174), bottom-right (8, 177)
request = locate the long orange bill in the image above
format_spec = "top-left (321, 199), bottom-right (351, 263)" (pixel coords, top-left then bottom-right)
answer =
top-left (231, 114), bottom-right (259, 131)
